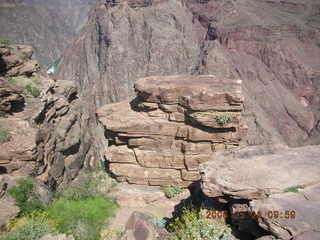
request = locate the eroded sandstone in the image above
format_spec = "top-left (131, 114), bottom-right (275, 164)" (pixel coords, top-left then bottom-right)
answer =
top-left (200, 144), bottom-right (320, 239)
top-left (98, 75), bottom-right (247, 186)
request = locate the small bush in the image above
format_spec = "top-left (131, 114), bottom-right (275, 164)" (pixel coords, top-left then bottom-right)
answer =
top-left (161, 185), bottom-right (183, 198)
top-left (25, 84), bottom-right (40, 97)
top-left (2, 211), bottom-right (58, 240)
top-left (215, 113), bottom-right (235, 126)
top-left (7, 77), bottom-right (18, 85)
top-left (19, 54), bottom-right (29, 61)
top-left (47, 197), bottom-right (116, 240)
top-left (8, 178), bottom-right (45, 215)
top-left (284, 185), bottom-right (304, 193)
top-left (168, 207), bottom-right (233, 240)
top-left (0, 127), bottom-right (11, 143)
top-left (0, 39), bottom-right (10, 45)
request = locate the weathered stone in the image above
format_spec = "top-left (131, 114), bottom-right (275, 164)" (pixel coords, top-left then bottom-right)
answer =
top-left (98, 75), bottom-right (245, 185)
top-left (106, 145), bottom-right (137, 164)
top-left (122, 212), bottom-right (170, 240)
top-left (181, 170), bottom-right (201, 181)
top-left (185, 154), bottom-right (211, 171)
top-left (134, 75), bottom-right (243, 109)
top-left (169, 112), bottom-right (185, 122)
top-left (201, 145), bottom-right (320, 200)
top-left (182, 142), bottom-right (212, 154)
top-left (110, 163), bottom-right (181, 182)
top-left (137, 102), bottom-right (159, 111)
top-left (0, 79), bottom-right (23, 112)
top-left (159, 104), bottom-right (178, 113)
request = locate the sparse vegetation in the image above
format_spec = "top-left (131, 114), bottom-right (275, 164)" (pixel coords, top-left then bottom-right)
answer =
top-left (24, 84), bottom-right (40, 97)
top-left (161, 185), bottom-right (183, 198)
top-left (0, 127), bottom-right (11, 143)
top-left (18, 129), bottom-right (28, 136)
top-left (19, 54), bottom-right (29, 61)
top-left (3, 212), bottom-right (58, 240)
top-left (215, 113), bottom-right (235, 126)
top-left (4, 173), bottom-right (117, 240)
top-left (8, 178), bottom-right (45, 215)
top-left (284, 185), bottom-right (305, 193)
top-left (0, 39), bottom-right (10, 45)
top-left (167, 207), bottom-right (233, 240)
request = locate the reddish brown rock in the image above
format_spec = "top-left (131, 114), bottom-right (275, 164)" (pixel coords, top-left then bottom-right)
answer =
top-left (98, 75), bottom-right (246, 186)
top-left (0, 79), bottom-right (23, 112)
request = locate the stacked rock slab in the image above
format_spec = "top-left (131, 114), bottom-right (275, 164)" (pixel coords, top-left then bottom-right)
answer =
top-left (97, 75), bottom-right (247, 186)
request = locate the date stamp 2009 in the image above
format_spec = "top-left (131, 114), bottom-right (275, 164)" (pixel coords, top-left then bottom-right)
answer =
top-left (205, 210), bottom-right (296, 220)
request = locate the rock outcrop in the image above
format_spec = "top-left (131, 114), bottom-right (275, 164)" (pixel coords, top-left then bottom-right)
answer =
top-left (0, 79), bottom-right (23, 113)
top-left (98, 75), bottom-right (247, 186)
top-left (34, 79), bottom-right (95, 186)
top-left (0, 44), bottom-right (96, 187)
top-left (56, 0), bottom-right (320, 147)
top-left (200, 145), bottom-right (320, 239)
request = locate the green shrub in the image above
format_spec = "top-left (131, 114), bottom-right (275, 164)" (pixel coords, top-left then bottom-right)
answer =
top-left (0, 127), bottom-right (11, 143)
top-left (2, 211), bottom-right (58, 240)
top-left (7, 77), bottom-right (18, 85)
top-left (161, 185), bottom-right (183, 198)
top-left (55, 173), bottom-right (101, 201)
top-left (168, 207), bottom-right (233, 240)
top-left (25, 84), bottom-right (40, 97)
top-left (8, 178), bottom-right (45, 215)
top-left (19, 54), bottom-right (29, 61)
top-left (284, 185), bottom-right (304, 193)
top-left (0, 39), bottom-right (10, 45)
top-left (47, 197), bottom-right (116, 240)
top-left (215, 113), bottom-right (235, 126)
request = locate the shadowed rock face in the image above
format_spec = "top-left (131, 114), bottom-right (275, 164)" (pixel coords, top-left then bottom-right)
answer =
top-left (56, 0), bottom-right (320, 147)
top-left (0, 0), bottom-right (97, 66)
top-left (98, 75), bottom-right (247, 186)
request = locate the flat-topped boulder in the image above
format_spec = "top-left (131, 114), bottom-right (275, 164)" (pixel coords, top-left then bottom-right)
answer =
top-left (200, 144), bottom-right (320, 239)
top-left (201, 144), bottom-right (320, 199)
top-left (135, 75), bottom-right (243, 111)
top-left (98, 75), bottom-right (247, 186)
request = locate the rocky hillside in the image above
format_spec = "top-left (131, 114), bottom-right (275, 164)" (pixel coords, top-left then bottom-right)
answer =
top-left (56, 0), bottom-right (320, 147)
top-left (0, 0), bottom-right (97, 66)
top-left (0, 43), bottom-right (97, 187)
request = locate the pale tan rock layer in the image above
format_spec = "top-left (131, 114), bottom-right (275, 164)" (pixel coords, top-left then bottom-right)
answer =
top-left (98, 75), bottom-right (247, 186)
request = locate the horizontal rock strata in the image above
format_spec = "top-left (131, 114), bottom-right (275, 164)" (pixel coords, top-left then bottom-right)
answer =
top-left (98, 75), bottom-right (247, 186)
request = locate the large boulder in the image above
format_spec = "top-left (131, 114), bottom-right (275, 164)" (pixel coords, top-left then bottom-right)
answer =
top-left (98, 75), bottom-right (247, 186)
top-left (200, 144), bottom-right (320, 239)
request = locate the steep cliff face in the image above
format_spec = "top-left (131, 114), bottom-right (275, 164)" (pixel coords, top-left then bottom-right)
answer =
top-left (56, 0), bottom-right (320, 147)
top-left (0, 0), bottom-right (96, 66)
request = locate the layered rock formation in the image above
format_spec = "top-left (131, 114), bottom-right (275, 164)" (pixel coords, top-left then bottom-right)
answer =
top-left (34, 80), bottom-right (95, 186)
top-left (56, 0), bottom-right (320, 147)
top-left (98, 75), bottom-right (247, 186)
top-left (200, 145), bottom-right (320, 239)
top-left (0, 44), bottom-right (96, 187)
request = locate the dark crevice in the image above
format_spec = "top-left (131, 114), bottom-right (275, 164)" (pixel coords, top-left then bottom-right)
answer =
top-left (0, 166), bottom-right (7, 174)
top-left (62, 141), bottom-right (81, 156)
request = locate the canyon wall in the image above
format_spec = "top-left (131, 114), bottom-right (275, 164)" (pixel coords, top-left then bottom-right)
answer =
top-left (56, 0), bottom-right (320, 147)
top-left (0, 0), bottom-right (97, 66)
